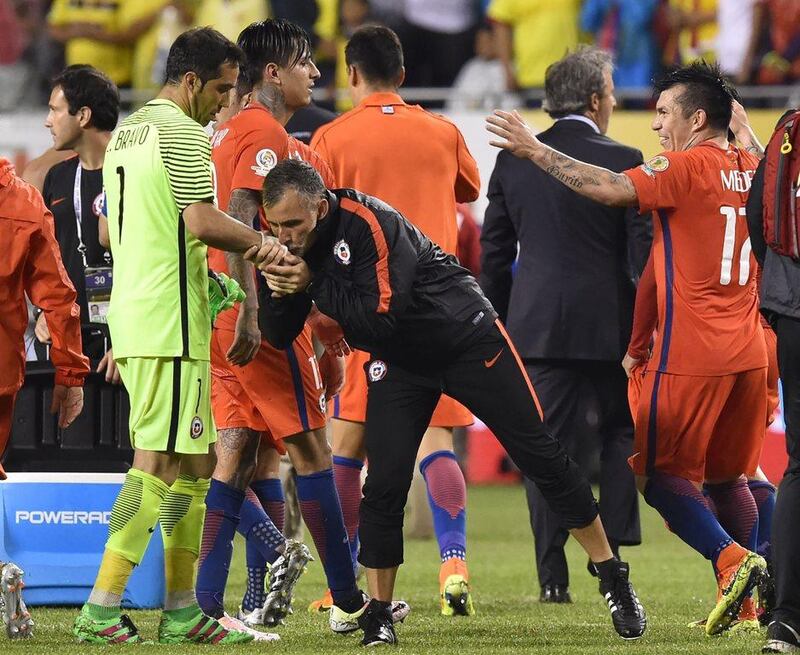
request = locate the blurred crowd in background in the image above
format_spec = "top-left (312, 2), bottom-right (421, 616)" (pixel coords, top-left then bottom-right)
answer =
top-left (0, 0), bottom-right (799, 112)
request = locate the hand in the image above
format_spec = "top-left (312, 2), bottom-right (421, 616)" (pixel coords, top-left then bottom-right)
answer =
top-left (226, 307), bottom-right (261, 366)
top-left (621, 352), bottom-right (641, 379)
top-left (486, 110), bottom-right (540, 159)
top-left (729, 100), bottom-right (750, 138)
top-left (34, 311), bottom-right (51, 344)
top-left (308, 307), bottom-right (350, 357)
top-left (318, 351), bottom-right (345, 400)
top-left (97, 348), bottom-right (121, 384)
top-left (50, 384), bottom-right (83, 428)
top-left (262, 253), bottom-right (312, 296)
top-left (244, 232), bottom-right (287, 269)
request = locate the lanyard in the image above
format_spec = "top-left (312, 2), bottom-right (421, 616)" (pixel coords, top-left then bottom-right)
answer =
top-left (74, 164), bottom-right (88, 269)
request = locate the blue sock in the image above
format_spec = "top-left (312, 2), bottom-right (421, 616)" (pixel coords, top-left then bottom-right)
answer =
top-left (644, 473), bottom-right (733, 566)
top-left (196, 479), bottom-right (245, 618)
top-left (748, 479), bottom-right (776, 562)
top-left (419, 450), bottom-right (467, 562)
top-left (250, 478), bottom-right (286, 532)
top-left (332, 455), bottom-right (363, 569)
top-left (295, 468), bottom-right (358, 605)
top-left (237, 488), bottom-right (284, 613)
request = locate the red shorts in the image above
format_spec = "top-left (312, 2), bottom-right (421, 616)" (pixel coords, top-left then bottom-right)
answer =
top-left (630, 367), bottom-right (767, 483)
top-left (332, 349), bottom-right (473, 427)
top-left (765, 325), bottom-right (779, 425)
top-left (210, 325), bottom-right (326, 449)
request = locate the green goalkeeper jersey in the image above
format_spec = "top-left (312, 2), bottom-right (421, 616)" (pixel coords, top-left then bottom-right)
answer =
top-left (103, 99), bottom-right (214, 360)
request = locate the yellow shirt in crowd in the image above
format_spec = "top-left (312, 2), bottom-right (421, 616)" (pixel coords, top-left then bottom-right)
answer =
top-left (48, 0), bottom-right (132, 85)
top-left (670, 0), bottom-right (718, 64)
top-left (487, 0), bottom-right (581, 89)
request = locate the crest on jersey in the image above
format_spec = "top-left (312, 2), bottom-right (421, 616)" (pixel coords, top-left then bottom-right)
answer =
top-left (368, 360), bottom-right (387, 382)
top-left (646, 155), bottom-right (670, 173)
top-left (334, 239), bottom-right (351, 265)
top-left (92, 192), bottom-right (104, 217)
top-left (190, 416), bottom-right (204, 439)
top-left (319, 393), bottom-right (326, 414)
top-left (251, 148), bottom-right (278, 177)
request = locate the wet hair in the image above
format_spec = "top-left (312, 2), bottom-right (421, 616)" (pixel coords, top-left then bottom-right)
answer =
top-left (543, 46), bottom-right (612, 118)
top-left (237, 19), bottom-right (313, 88)
top-left (164, 27), bottom-right (245, 86)
top-left (52, 65), bottom-right (120, 131)
top-left (262, 159), bottom-right (327, 209)
top-left (344, 25), bottom-right (403, 86)
top-left (653, 61), bottom-right (736, 131)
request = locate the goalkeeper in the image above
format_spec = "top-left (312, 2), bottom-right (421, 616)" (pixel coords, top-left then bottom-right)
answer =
top-left (73, 28), bottom-right (287, 645)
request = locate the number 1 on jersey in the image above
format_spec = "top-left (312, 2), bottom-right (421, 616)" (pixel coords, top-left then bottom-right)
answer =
top-left (719, 205), bottom-right (751, 286)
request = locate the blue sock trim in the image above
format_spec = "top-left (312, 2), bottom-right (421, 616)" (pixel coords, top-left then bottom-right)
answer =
top-left (418, 449), bottom-right (457, 475)
top-left (250, 477), bottom-right (284, 502)
top-left (207, 478), bottom-right (246, 513)
top-left (333, 455), bottom-right (364, 470)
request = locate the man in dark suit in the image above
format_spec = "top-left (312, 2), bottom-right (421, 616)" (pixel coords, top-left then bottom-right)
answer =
top-left (480, 46), bottom-right (650, 603)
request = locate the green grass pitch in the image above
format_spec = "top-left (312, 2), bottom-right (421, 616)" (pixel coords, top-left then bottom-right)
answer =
top-left (2, 485), bottom-right (766, 653)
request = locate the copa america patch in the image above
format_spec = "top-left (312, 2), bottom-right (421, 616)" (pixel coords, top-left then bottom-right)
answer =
top-left (646, 155), bottom-right (669, 172)
top-left (251, 148), bottom-right (278, 177)
top-left (334, 239), bottom-right (352, 265)
top-left (190, 416), bottom-right (204, 439)
top-left (368, 360), bottom-right (387, 382)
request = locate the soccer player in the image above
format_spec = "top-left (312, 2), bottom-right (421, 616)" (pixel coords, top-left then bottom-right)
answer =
top-left (309, 24), bottom-right (480, 616)
top-left (486, 61), bottom-right (768, 636)
top-left (253, 159), bottom-right (647, 646)
top-left (72, 27), bottom-right (286, 645)
top-left (0, 157), bottom-right (90, 638)
top-left (197, 19), bottom-right (367, 634)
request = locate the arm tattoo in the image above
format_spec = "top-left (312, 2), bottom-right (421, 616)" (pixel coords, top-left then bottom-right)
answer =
top-left (225, 188), bottom-right (262, 309)
top-left (744, 143), bottom-right (765, 159)
top-left (533, 145), bottom-right (638, 207)
top-left (227, 188), bottom-right (261, 227)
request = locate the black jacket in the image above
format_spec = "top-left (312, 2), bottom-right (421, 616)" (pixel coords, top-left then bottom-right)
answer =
top-left (479, 118), bottom-right (651, 361)
top-left (259, 189), bottom-right (497, 366)
top-left (746, 156), bottom-right (800, 320)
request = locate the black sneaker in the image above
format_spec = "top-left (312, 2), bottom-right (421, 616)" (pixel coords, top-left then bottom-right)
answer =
top-left (597, 560), bottom-right (646, 640)
top-left (358, 599), bottom-right (397, 647)
top-left (539, 584), bottom-right (572, 604)
top-left (763, 621), bottom-right (800, 653)
top-left (758, 564), bottom-right (776, 627)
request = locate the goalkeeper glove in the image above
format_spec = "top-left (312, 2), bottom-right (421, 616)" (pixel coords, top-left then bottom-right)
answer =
top-left (208, 270), bottom-right (246, 325)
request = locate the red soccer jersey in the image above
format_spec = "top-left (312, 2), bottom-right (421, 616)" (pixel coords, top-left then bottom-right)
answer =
top-left (625, 143), bottom-right (767, 376)
top-left (208, 102), bottom-right (334, 331)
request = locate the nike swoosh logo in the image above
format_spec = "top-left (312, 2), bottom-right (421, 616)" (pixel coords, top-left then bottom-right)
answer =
top-left (484, 349), bottom-right (503, 368)
top-left (51, 197), bottom-right (67, 206)
top-left (148, 526), bottom-right (156, 533)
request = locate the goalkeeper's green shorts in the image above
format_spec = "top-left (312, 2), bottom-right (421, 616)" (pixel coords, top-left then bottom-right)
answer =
top-left (116, 356), bottom-right (217, 454)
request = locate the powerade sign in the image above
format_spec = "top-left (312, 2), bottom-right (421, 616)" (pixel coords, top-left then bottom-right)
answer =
top-left (2, 480), bottom-right (119, 553)
top-left (0, 474), bottom-right (164, 607)
top-left (15, 510), bottom-right (111, 525)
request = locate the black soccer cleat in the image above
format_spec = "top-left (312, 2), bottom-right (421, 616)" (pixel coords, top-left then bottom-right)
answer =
top-left (358, 599), bottom-right (397, 647)
top-left (763, 621), bottom-right (800, 653)
top-left (597, 560), bottom-right (646, 640)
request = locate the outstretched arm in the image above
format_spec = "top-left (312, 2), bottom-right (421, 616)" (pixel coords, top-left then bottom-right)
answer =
top-left (486, 110), bottom-right (639, 207)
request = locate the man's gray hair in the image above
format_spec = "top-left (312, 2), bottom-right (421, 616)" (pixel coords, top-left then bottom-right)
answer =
top-left (262, 159), bottom-right (327, 209)
top-left (543, 46), bottom-right (613, 118)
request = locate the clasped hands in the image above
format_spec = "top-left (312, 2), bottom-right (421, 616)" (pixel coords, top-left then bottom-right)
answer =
top-left (244, 233), bottom-right (312, 297)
